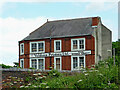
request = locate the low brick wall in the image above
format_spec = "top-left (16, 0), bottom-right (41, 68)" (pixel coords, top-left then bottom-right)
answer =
top-left (1, 68), bottom-right (83, 73)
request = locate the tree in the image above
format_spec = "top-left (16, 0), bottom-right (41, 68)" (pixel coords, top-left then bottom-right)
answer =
top-left (112, 41), bottom-right (120, 56)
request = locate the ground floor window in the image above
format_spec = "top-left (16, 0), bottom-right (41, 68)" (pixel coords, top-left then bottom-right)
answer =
top-left (54, 57), bottom-right (62, 70)
top-left (30, 58), bottom-right (45, 70)
top-left (71, 56), bottom-right (85, 70)
top-left (38, 59), bottom-right (44, 70)
top-left (31, 59), bottom-right (37, 69)
top-left (20, 59), bottom-right (24, 68)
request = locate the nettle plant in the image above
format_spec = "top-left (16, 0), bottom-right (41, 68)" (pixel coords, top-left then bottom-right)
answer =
top-left (20, 58), bottom-right (118, 89)
top-left (20, 72), bottom-right (48, 88)
top-left (74, 58), bottom-right (118, 89)
top-left (46, 58), bottom-right (118, 88)
top-left (48, 69), bottom-right (61, 78)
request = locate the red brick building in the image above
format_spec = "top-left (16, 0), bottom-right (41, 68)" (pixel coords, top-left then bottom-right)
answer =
top-left (19, 17), bottom-right (112, 71)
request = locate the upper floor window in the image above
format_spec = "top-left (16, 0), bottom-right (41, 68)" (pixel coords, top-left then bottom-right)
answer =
top-left (30, 41), bottom-right (45, 53)
top-left (73, 40), bottom-right (77, 49)
top-left (54, 40), bottom-right (61, 52)
top-left (31, 43), bottom-right (37, 52)
top-left (71, 38), bottom-right (85, 51)
top-left (20, 43), bottom-right (24, 55)
top-left (38, 43), bottom-right (44, 51)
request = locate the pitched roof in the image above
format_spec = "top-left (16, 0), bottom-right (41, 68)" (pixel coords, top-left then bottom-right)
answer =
top-left (23, 17), bottom-right (97, 41)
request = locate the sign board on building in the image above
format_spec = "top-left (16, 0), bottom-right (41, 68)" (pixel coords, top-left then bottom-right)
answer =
top-left (30, 50), bottom-right (91, 58)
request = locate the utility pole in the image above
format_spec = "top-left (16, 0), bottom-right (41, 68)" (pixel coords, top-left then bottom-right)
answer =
top-left (113, 48), bottom-right (115, 65)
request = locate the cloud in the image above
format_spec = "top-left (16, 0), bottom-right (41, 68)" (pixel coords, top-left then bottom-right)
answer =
top-left (86, 2), bottom-right (118, 12)
top-left (0, 0), bottom-right (119, 3)
top-left (0, 1), bottom-right (6, 15)
top-left (0, 17), bottom-right (56, 66)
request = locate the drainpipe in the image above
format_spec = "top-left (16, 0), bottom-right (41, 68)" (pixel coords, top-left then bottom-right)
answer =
top-left (49, 25), bottom-right (52, 70)
top-left (49, 25), bottom-right (55, 70)
top-left (50, 36), bottom-right (52, 70)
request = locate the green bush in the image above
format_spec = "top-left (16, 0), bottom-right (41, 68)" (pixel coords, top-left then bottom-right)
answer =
top-left (29, 67), bottom-right (35, 69)
top-left (0, 64), bottom-right (12, 68)
top-left (46, 58), bottom-right (119, 88)
top-left (48, 69), bottom-right (61, 78)
top-left (21, 58), bottom-right (119, 89)
top-left (74, 67), bottom-right (118, 88)
top-left (25, 77), bottom-right (30, 82)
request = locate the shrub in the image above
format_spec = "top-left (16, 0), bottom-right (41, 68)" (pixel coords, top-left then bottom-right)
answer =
top-left (48, 69), bottom-right (61, 78)
top-left (18, 57), bottom-right (119, 89)
top-left (29, 67), bottom-right (35, 69)
top-left (25, 77), bottom-right (31, 83)
top-left (47, 58), bottom-right (119, 89)
top-left (0, 64), bottom-right (12, 68)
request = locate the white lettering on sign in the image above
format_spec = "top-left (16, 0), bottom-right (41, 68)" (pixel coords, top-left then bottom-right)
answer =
top-left (29, 50), bottom-right (91, 58)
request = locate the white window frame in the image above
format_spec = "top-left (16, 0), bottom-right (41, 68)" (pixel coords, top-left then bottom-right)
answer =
top-left (20, 43), bottom-right (24, 55)
top-left (30, 58), bottom-right (37, 69)
top-left (20, 59), bottom-right (24, 68)
top-left (54, 40), bottom-right (62, 52)
top-left (71, 56), bottom-right (85, 71)
top-left (71, 38), bottom-right (85, 51)
top-left (54, 57), bottom-right (62, 71)
top-left (30, 58), bottom-right (45, 70)
top-left (30, 41), bottom-right (45, 53)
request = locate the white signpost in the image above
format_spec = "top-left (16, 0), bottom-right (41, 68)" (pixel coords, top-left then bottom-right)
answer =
top-left (30, 50), bottom-right (91, 58)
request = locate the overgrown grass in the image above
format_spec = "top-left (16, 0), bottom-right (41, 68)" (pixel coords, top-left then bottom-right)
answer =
top-left (20, 58), bottom-right (119, 89)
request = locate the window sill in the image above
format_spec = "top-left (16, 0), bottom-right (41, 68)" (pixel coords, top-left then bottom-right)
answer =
top-left (20, 53), bottom-right (24, 55)
top-left (30, 51), bottom-right (45, 53)
top-left (71, 49), bottom-right (85, 51)
top-left (54, 50), bottom-right (61, 52)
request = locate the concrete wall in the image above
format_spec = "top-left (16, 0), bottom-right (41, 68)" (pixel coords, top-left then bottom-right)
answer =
top-left (92, 17), bottom-right (112, 64)
top-left (92, 20), bottom-right (102, 64)
top-left (101, 24), bottom-right (112, 60)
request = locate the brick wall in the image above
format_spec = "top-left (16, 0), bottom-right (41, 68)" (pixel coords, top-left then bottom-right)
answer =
top-left (19, 35), bottom-right (95, 70)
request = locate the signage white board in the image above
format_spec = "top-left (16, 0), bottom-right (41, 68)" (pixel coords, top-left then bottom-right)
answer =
top-left (30, 50), bottom-right (91, 58)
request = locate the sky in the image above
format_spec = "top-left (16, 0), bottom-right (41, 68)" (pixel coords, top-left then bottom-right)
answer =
top-left (0, 1), bottom-right (118, 66)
